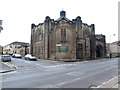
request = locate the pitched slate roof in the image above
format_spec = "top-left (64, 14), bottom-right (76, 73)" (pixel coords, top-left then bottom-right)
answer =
top-left (10, 41), bottom-right (29, 46)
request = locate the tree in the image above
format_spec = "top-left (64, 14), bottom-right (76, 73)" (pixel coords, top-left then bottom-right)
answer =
top-left (0, 20), bottom-right (3, 33)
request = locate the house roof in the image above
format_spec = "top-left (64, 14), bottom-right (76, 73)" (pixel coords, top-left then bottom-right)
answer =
top-left (10, 41), bottom-right (29, 46)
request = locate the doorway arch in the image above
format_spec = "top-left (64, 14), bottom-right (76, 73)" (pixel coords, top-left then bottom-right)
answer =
top-left (96, 42), bottom-right (104, 58)
top-left (96, 45), bottom-right (103, 57)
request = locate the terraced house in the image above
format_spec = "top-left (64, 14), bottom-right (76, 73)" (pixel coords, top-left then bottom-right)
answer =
top-left (31, 10), bottom-right (106, 60)
top-left (3, 41), bottom-right (29, 56)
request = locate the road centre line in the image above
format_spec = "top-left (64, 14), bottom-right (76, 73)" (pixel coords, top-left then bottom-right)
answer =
top-left (35, 63), bottom-right (77, 68)
top-left (57, 77), bottom-right (81, 86)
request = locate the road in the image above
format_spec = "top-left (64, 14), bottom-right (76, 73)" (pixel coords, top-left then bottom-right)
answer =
top-left (0, 57), bottom-right (118, 88)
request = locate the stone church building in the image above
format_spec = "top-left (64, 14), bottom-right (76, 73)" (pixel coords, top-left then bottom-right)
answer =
top-left (31, 10), bottom-right (106, 60)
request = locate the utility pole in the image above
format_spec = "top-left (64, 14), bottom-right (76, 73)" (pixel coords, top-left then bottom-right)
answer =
top-left (0, 20), bottom-right (3, 33)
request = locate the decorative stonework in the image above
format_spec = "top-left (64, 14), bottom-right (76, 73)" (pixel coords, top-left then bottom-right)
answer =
top-left (31, 11), bottom-right (106, 60)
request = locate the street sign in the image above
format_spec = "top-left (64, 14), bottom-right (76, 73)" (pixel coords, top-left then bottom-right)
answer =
top-left (56, 44), bottom-right (62, 46)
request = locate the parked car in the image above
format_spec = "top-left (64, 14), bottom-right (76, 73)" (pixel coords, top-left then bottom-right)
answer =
top-left (1, 55), bottom-right (11, 62)
top-left (12, 54), bottom-right (22, 58)
top-left (24, 54), bottom-right (37, 61)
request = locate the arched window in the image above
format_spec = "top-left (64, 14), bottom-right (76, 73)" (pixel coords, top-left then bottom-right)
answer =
top-left (61, 29), bottom-right (66, 43)
top-left (39, 33), bottom-right (43, 41)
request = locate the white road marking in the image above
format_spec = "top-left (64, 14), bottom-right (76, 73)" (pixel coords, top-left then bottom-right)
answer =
top-left (35, 64), bottom-right (47, 68)
top-left (105, 69), bottom-right (109, 70)
top-left (3, 62), bottom-right (13, 68)
top-left (74, 77), bottom-right (81, 80)
top-left (57, 82), bottom-right (67, 86)
top-left (56, 77), bottom-right (81, 86)
top-left (3, 62), bottom-right (19, 70)
top-left (113, 66), bottom-right (117, 67)
top-left (56, 64), bottom-right (118, 87)
top-left (105, 66), bottom-right (118, 71)
top-left (97, 75), bottom-right (119, 88)
top-left (45, 64), bottom-right (76, 68)
top-left (66, 71), bottom-right (84, 76)
top-left (35, 63), bottom-right (77, 69)
top-left (37, 84), bottom-right (58, 88)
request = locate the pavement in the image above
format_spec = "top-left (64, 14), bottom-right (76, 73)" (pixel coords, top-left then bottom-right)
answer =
top-left (96, 75), bottom-right (119, 88)
top-left (0, 62), bottom-right (15, 73)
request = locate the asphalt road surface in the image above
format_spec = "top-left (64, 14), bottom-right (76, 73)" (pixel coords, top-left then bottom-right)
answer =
top-left (0, 58), bottom-right (118, 88)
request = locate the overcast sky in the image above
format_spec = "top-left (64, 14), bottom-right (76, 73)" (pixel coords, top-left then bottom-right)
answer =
top-left (0, 0), bottom-right (119, 46)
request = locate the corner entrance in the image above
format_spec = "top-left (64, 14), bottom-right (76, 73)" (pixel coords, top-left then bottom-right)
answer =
top-left (96, 45), bottom-right (103, 57)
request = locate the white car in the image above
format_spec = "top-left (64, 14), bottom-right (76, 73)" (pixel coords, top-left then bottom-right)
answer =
top-left (12, 54), bottom-right (22, 58)
top-left (1, 55), bottom-right (11, 62)
top-left (24, 54), bottom-right (37, 61)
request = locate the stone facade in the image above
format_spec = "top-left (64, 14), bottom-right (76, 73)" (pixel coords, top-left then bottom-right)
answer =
top-left (31, 10), bottom-right (106, 60)
top-left (106, 41), bottom-right (120, 57)
top-left (95, 34), bottom-right (106, 58)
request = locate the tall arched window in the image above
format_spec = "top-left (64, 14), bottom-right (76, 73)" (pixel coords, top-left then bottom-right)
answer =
top-left (39, 33), bottom-right (43, 41)
top-left (61, 29), bottom-right (66, 43)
